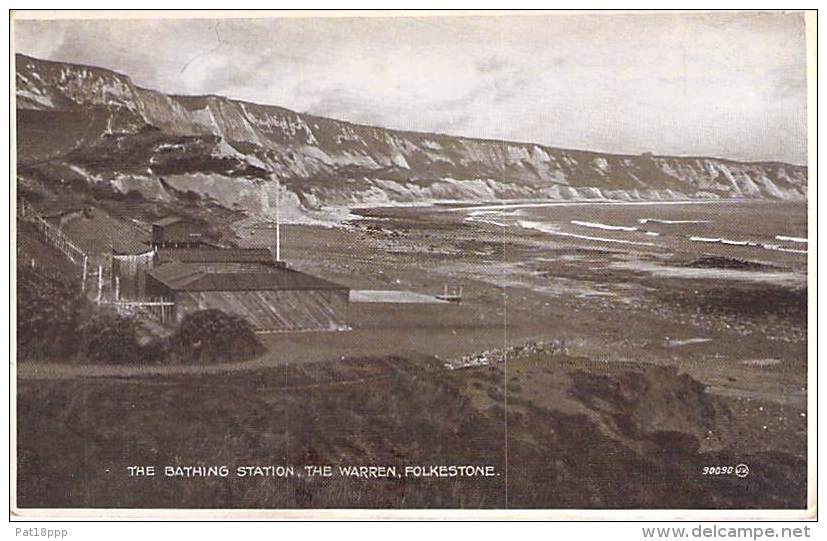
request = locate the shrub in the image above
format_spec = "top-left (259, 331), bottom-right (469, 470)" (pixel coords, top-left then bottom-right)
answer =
top-left (139, 337), bottom-right (168, 364)
top-left (78, 315), bottom-right (142, 365)
top-left (16, 266), bottom-right (85, 360)
top-left (169, 309), bottom-right (264, 364)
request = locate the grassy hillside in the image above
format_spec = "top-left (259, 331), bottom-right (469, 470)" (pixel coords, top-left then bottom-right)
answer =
top-left (16, 354), bottom-right (806, 509)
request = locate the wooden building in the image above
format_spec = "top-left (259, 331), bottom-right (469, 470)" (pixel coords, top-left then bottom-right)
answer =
top-left (111, 248), bottom-right (155, 300)
top-left (151, 216), bottom-right (206, 248)
top-left (38, 201), bottom-right (87, 228)
top-left (38, 205), bottom-right (154, 299)
top-left (145, 262), bottom-right (349, 332)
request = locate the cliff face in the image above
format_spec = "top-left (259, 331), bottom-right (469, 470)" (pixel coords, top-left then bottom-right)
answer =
top-left (15, 53), bottom-right (807, 218)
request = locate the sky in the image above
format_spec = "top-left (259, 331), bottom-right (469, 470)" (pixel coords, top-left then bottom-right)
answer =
top-left (14, 11), bottom-right (809, 164)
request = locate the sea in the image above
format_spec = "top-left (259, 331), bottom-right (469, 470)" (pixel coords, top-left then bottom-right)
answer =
top-left (458, 199), bottom-right (809, 265)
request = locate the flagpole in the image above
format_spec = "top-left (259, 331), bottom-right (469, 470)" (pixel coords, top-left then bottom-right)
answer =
top-left (275, 176), bottom-right (280, 262)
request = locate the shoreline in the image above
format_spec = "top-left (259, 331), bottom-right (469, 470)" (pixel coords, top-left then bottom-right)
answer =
top-left (345, 196), bottom-right (804, 219)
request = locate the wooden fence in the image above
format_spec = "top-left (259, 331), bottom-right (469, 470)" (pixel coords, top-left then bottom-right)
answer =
top-left (18, 198), bottom-right (87, 265)
top-left (103, 298), bottom-right (176, 324)
top-left (19, 198), bottom-right (179, 324)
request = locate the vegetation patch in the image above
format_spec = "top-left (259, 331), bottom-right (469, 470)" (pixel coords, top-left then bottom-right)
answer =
top-left (167, 309), bottom-right (265, 364)
top-left (17, 268), bottom-right (263, 366)
top-left (16, 265), bottom-right (85, 360)
top-left (77, 315), bottom-right (143, 365)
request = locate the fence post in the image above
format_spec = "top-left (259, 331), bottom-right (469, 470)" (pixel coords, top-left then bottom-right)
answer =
top-left (97, 265), bottom-right (103, 304)
top-left (81, 256), bottom-right (88, 292)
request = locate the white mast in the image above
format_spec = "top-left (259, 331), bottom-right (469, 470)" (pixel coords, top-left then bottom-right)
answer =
top-left (275, 176), bottom-right (281, 262)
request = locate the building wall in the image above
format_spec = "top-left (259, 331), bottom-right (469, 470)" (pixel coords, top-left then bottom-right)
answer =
top-left (175, 289), bottom-right (349, 331)
top-left (152, 221), bottom-right (205, 247)
top-left (112, 251), bottom-right (155, 299)
top-left (142, 275), bottom-right (350, 332)
top-left (144, 274), bottom-right (177, 301)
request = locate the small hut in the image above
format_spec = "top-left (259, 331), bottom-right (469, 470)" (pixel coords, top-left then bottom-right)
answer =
top-left (151, 216), bottom-right (206, 248)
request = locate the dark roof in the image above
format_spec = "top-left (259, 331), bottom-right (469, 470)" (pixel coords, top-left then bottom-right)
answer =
top-left (56, 207), bottom-right (153, 255)
top-left (148, 262), bottom-right (348, 292)
top-left (156, 248), bottom-right (277, 264)
top-left (145, 261), bottom-right (204, 289)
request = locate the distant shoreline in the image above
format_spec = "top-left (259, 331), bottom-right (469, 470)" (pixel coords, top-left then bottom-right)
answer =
top-left (350, 197), bottom-right (806, 215)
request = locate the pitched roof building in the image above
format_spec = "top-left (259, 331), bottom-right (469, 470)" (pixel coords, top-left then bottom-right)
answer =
top-left (146, 262), bottom-right (349, 332)
top-left (55, 207), bottom-right (152, 256)
top-left (151, 216), bottom-right (206, 248)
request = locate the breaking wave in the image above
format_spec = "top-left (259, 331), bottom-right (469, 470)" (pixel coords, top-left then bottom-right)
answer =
top-left (638, 218), bottom-right (712, 224)
top-left (518, 220), bottom-right (658, 247)
top-left (689, 236), bottom-right (761, 247)
top-left (464, 216), bottom-right (508, 227)
top-left (570, 220), bottom-right (638, 232)
top-left (689, 236), bottom-right (807, 254)
top-left (764, 245), bottom-right (808, 255)
top-left (775, 235), bottom-right (808, 244)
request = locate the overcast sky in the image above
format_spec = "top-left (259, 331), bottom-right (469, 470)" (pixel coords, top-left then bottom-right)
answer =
top-left (14, 12), bottom-right (809, 164)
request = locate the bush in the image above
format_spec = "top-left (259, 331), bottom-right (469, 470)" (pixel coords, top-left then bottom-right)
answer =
top-left (78, 315), bottom-right (142, 365)
top-left (139, 337), bottom-right (168, 364)
top-left (16, 266), bottom-right (85, 360)
top-left (169, 309), bottom-right (264, 364)
top-left (18, 269), bottom-right (263, 365)
top-left (18, 266), bottom-right (149, 364)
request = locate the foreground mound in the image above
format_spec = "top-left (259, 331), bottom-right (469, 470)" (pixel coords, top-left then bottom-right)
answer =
top-left (16, 354), bottom-right (805, 509)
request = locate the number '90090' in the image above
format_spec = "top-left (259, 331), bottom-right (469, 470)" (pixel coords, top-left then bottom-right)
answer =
top-left (702, 464), bottom-right (750, 478)
top-left (702, 466), bottom-right (735, 475)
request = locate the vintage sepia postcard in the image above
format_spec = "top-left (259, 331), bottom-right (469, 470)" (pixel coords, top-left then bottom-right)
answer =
top-left (10, 9), bottom-right (816, 519)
